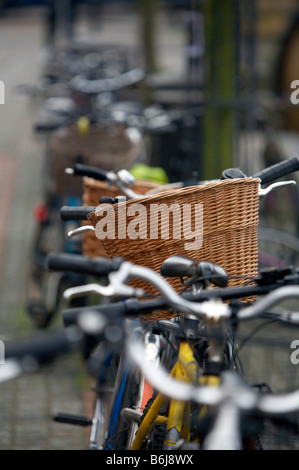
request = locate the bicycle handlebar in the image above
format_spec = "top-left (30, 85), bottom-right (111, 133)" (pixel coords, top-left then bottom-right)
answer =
top-left (55, 259), bottom-right (299, 449)
top-left (62, 260), bottom-right (299, 323)
top-left (70, 67), bottom-right (145, 95)
top-left (126, 336), bottom-right (299, 450)
top-left (62, 297), bottom-right (172, 327)
top-left (120, 281), bottom-right (299, 448)
top-left (47, 253), bottom-right (124, 277)
top-left (66, 157), bottom-right (299, 208)
top-left (60, 205), bottom-right (95, 221)
top-left (126, 339), bottom-right (299, 419)
top-left (66, 163), bottom-right (111, 181)
top-left (4, 327), bottom-right (83, 366)
top-left (66, 164), bottom-right (139, 200)
top-left (252, 157), bottom-right (299, 185)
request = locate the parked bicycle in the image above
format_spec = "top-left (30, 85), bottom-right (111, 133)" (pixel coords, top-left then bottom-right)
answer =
top-left (25, 52), bottom-right (146, 328)
top-left (44, 157), bottom-right (299, 450)
top-left (46, 253), bottom-right (299, 450)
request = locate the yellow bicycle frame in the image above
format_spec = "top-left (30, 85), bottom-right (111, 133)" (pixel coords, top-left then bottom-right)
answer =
top-left (130, 340), bottom-right (220, 450)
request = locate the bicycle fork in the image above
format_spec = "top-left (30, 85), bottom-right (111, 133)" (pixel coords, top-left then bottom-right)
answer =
top-left (163, 341), bottom-right (197, 449)
top-left (130, 339), bottom-right (220, 450)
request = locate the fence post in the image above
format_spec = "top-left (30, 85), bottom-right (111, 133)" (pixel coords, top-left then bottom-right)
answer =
top-left (202, 0), bottom-right (236, 180)
top-left (138, 0), bottom-right (158, 74)
top-left (0, 80), bottom-right (5, 105)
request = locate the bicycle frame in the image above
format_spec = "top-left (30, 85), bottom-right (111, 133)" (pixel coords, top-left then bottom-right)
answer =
top-left (130, 338), bottom-right (220, 450)
top-left (124, 284), bottom-right (299, 450)
top-left (58, 251), bottom-right (299, 449)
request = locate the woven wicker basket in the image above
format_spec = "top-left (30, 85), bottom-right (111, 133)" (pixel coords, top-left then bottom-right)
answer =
top-left (86, 177), bottom-right (261, 318)
top-left (82, 176), bottom-right (163, 257)
top-left (49, 124), bottom-right (141, 197)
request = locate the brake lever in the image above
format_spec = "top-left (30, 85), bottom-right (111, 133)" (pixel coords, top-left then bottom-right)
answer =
top-left (63, 282), bottom-right (143, 300)
top-left (113, 170), bottom-right (142, 200)
top-left (115, 184), bottom-right (141, 200)
top-left (277, 311), bottom-right (299, 324)
top-left (67, 225), bottom-right (95, 239)
top-left (259, 180), bottom-right (297, 197)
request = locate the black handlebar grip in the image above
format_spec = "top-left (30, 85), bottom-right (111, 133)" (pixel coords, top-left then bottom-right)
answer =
top-left (60, 206), bottom-right (95, 221)
top-left (4, 328), bottom-right (81, 365)
top-left (252, 157), bottom-right (299, 185)
top-left (99, 197), bottom-right (118, 204)
top-left (220, 168), bottom-right (247, 179)
top-left (47, 253), bottom-right (123, 277)
top-left (71, 163), bottom-right (109, 181)
top-left (62, 298), bottom-right (166, 327)
top-left (62, 302), bottom-right (127, 326)
top-left (34, 121), bottom-right (62, 132)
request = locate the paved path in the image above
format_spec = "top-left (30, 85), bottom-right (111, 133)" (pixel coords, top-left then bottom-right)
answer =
top-left (0, 7), bottom-right (89, 450)
top-left (0, 4), bottom-right (186, 450)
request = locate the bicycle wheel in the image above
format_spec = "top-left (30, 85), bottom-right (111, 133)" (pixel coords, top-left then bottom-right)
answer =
top-left (26, 202), bottom-right (65, 328)
top-left (258, 227), bottom-right (299, 270)
top-left (26, 195), bottom-right (84, 328)
top-left (102, 328), bottom-right (162, 450)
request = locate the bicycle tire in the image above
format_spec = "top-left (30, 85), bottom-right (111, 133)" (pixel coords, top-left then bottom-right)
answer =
top-left (258, 227), bottom-right (299, 270)
top-left (138, 395), bottom-right (167, 450)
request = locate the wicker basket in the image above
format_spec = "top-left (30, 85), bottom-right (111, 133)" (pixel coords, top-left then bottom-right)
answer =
top-left (86, 177), bottom-right (261, 318)
top-left (82, 176), bottom-right (163, 257)
top-left (49, 124), bottom-right (141, 197)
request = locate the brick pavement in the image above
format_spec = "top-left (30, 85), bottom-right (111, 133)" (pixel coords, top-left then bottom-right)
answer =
top-left (0, 4), bottom-right (186, 450)
top-left (0, 7), bottom-right (90, 450)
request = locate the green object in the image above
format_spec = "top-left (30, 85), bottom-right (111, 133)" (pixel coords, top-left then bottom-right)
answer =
top-left (137, 0), bottom-right (158, 74)
top-left (202, 0), bottom-right (236, 180)
top-left (130, 163), bottom-right (169, 184)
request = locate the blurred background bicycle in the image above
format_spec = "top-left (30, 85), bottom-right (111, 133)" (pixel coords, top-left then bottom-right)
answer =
top-left (2, 0), bottom-right (299, 450)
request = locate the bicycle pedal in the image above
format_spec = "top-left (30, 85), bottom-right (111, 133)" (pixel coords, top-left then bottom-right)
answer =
top-left (53, 412), bottom-right (92, 427)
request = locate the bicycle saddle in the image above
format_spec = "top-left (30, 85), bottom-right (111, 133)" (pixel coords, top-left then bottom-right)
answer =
top-left (220, 168), bottom-right (247, 179)
top-left (160, 256), bottom-right (229, 288)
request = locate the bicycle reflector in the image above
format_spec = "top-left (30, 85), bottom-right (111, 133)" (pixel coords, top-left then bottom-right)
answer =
top-left (33, 203), bottom-right (49, 223)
